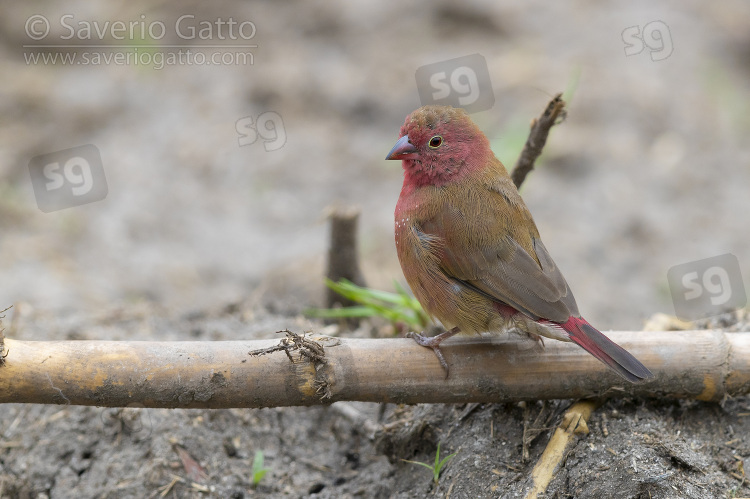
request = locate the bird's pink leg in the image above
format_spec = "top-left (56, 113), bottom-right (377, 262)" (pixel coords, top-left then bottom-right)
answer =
top-left (407, 326), bottom-right (461, 378)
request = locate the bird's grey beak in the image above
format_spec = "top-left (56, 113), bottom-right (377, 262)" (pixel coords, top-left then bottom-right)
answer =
top-left (385, 135), bottom-right (419, 160)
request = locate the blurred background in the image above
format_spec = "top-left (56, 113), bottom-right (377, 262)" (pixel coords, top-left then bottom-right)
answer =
top-left (1, 0), bottom-right (749, 331)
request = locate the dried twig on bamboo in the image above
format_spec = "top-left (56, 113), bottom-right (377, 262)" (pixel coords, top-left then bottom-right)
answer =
top-left (511, 93), bottom-right (567, 189)
top-left (324, 205), bottom-right (367, 309)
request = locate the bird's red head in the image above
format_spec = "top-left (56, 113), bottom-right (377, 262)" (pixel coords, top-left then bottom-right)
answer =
top-left (385, 105), bottom-right (491, 188)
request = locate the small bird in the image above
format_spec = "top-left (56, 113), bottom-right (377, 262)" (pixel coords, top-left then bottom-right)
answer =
top-left (386, 105), bottom-right (653, 382)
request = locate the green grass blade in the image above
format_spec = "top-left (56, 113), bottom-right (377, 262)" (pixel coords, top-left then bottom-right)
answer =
top-left (401, 459), bottom-right (436, 471)
top-left (304, 306), bottom-right (379, 319)
top-left (310, 278), bottom-right (430, 330)
top-left (438, 453), bottom-right (456, 469)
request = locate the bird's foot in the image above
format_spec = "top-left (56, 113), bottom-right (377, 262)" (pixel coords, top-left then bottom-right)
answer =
top-left (407, 326), bottom-right (461, 379)
top-left (526, 331), bottom-right (545, 347)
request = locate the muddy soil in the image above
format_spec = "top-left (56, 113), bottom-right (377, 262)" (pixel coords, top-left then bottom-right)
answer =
top-left (2, 307), bottom-right (750, 498)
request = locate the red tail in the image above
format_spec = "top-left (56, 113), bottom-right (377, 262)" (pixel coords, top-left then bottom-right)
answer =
top-left (561, 317), bottom-right (653, 382)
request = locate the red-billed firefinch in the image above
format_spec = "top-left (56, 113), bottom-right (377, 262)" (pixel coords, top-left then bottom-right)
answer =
top-left (386, 105), bottom-right (652, 382)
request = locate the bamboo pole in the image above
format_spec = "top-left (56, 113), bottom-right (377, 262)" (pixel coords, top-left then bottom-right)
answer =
top-left (0, 330), bottom-right (748, 408)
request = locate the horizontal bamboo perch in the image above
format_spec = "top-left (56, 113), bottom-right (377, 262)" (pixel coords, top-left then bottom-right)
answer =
top-left (0, 330), bottom-right (748, 408)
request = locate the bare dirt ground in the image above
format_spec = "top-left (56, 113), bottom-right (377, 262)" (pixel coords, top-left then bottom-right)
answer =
top-left (1, 1), bottom-right (750, 497)
top-left (2, 307), bottom-right (750, 498)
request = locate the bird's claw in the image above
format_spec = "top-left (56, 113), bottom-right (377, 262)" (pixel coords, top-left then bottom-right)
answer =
top-left (406, 327), bottom-right (461, 379)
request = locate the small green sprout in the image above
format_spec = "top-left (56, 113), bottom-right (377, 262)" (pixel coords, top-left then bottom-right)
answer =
top-left (251, 450), bottom-right (270, 487)
top-left (305, 279), bottom-right (430, 330)
top-left (402, 442), bottom-right (456, 485)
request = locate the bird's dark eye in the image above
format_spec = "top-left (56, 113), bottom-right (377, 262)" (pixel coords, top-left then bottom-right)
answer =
top-left (428, 135), bottom-right (443, 149)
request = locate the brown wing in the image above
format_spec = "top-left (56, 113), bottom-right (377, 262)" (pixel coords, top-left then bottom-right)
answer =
top-left (421, 179), bottom-right (579, 323)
